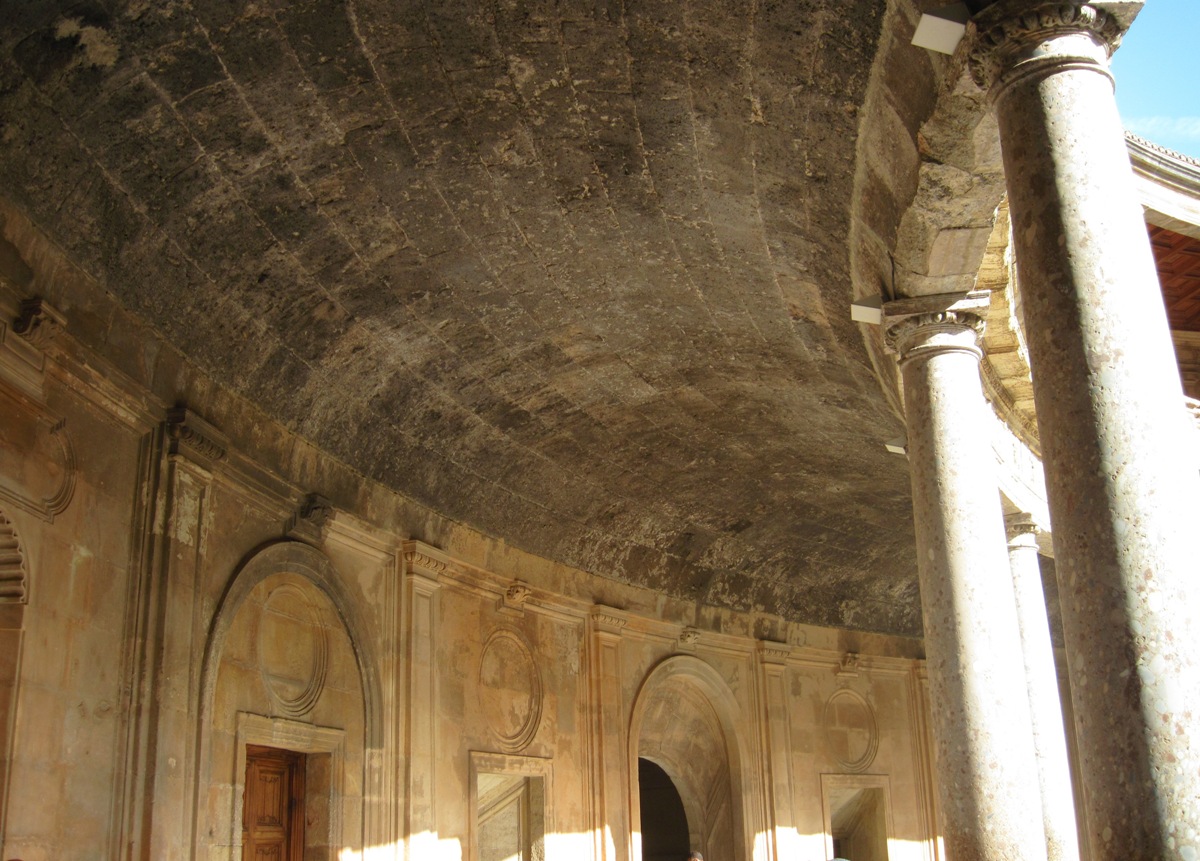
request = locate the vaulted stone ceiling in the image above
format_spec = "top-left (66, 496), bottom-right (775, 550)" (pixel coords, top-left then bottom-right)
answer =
top-left (0, 0), bottom-right (925, 633)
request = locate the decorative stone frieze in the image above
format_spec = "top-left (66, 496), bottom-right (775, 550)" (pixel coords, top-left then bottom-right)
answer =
top-left (678, 627), bottom-right (700, 649)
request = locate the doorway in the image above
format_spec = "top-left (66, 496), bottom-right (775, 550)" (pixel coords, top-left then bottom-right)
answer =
top-left (822, 776), bottom-right (893, 861)
top-left (638, 758), bottom-right (691, 861)
top-left (242, 744), bottom-right (306, 861)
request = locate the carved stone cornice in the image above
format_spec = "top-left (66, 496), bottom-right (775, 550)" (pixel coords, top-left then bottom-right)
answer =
top-left (590, 605), bottom-right (627, 636)
top-left (758, 640), bottom-right (791, 665)
top-left (403, 544), bottom-right (448, 582)
top-left (165, 406), bottom-right (228, 468)
top-left (883, 291), bottom-right (990, 363)
top-left (13, 298), bottom-right (66, 351)
top-left (967, 1), bottom-right (1125, 93)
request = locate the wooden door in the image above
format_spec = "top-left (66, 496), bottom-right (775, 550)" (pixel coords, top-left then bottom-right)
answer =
top-left (243, 744), bottom-right (305, 861)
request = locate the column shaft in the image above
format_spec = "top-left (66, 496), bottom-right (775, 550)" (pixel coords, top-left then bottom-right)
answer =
top-left (1004, 517), bottom-right (1079, 861)
top-left (885, 296), bottom-right (1046, 861)
top-left (970, 4), bottom-right (1200, 857)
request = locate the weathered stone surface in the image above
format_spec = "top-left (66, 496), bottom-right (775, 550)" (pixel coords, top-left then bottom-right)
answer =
top-left (0, 0), bottom-right (927, 634)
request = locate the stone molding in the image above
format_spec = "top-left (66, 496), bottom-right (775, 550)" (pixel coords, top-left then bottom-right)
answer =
top-left (967, 1), bottom-right (1125, 92)
top-left (165, 406), bottom-right (228, 468)
top-left (883, 291), bottom-right (990, 363)
top-left (0, 510), bottom-right (27, 603)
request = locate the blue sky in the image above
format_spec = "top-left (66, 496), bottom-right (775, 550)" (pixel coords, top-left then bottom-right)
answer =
top-left (1112, 0), bottom-right (1200, 159)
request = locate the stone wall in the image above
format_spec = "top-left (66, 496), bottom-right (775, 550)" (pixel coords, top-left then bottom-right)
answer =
top-left (0, 204), bottom-right (937, 861)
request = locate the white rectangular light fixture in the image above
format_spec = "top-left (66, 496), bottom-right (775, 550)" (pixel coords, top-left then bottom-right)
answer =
top-left (912, 3), bottom-right (969, 55)
top-left (850, 295), bottom-right (883, 325)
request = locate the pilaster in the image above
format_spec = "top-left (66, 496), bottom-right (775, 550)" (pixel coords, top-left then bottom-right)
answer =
top-left (402, 542), bottom-right (444, 859)
top-left (756, 641), bottom-right (796, 861)
top-left (124, 407), bottom-right (227, 861)
top-left (589, 606), bottom-right (629, 861)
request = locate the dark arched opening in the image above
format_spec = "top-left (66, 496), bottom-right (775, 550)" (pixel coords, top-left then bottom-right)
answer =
top-left (638, 757), bottom-right (691, 861)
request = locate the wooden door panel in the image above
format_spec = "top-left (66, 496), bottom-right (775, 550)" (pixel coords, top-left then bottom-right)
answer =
top-left (243, 745), bottom-right (305, 861)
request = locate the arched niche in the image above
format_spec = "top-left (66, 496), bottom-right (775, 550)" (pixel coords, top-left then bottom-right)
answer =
top-left (628, 655), bottom-right (752, 861)
top-left (193, 540), bottom-right (383, 860)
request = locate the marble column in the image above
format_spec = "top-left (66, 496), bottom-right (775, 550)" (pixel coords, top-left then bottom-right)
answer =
top-left (883, 291), bottom-right (1046, 861)
top-left (968, 4), bottom-right (1200, 858)
top-left (1003, 515), bottom-right (1079, 861)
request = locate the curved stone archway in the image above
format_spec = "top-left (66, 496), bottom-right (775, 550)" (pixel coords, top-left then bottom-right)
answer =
top-left (628, 656), bottom-right (751, 861)
top-left (191, 539), bottom-right (383, 860)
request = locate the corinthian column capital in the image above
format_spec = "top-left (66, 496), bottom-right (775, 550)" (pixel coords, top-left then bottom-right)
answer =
top-left (967, 1), bottom-right (1129, 94)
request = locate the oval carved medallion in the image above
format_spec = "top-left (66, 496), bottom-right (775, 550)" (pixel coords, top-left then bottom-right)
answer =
top-left (823, 688), bottom-right (878, 773)
top-left (258, 584), bottom-right (328, 717)
top-left (478, 629), bottom-right (542, 752)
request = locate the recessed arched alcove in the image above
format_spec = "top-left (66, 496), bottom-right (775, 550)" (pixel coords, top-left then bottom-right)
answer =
top-left (193, 540), bottom-right (378, 861)
top-left (629, 655), bottom-right (750, 861)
